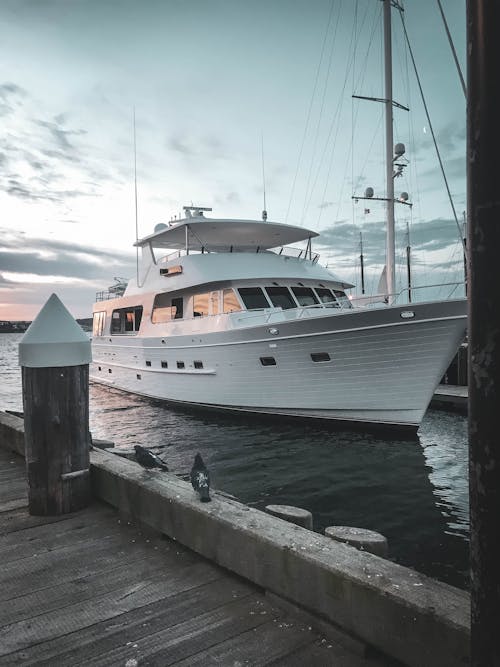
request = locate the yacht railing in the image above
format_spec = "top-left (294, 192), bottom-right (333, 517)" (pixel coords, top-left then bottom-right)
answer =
top-left (350, 281), bottom-right (466, 308)
top-left (230, 301), bottom-right (349, 326)
top-left (157, 245), bottom-right (320, 265)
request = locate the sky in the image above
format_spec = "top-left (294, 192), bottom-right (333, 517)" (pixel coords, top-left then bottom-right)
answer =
top-left (0, 0), bottom-right (466, 320)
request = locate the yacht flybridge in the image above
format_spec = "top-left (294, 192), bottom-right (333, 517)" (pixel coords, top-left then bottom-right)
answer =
top-left (91, 206), bottom-right (466, 431)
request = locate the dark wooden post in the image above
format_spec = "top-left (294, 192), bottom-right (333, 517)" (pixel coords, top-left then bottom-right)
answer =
top-left (19, 293), bottom-right (92, 515)
top-left (467, 2), bottom-right (500, 665)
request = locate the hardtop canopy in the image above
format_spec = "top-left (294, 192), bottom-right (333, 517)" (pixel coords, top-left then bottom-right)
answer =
top-left (135, 215), bottom-right (319, 252)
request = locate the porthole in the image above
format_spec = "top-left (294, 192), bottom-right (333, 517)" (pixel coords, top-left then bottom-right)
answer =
top-left (311, 352), bottom-right (331, 362)
top-left (98, 366), bottom-right (102, 371)
top-left (146, 360), bottom-right (151, 367)
top-left (108, 368), bottom-right (112, 374)
top-left (136, 373), bottom-right (141, 380)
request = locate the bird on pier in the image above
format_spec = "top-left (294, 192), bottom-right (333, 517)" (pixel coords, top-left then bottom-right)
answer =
top-left (190, 453), bottom-right (211, 502)
top-left (134, 445), bottom-right (169, 471)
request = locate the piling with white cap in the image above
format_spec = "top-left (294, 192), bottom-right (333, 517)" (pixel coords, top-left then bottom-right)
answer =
top-left (19, 294), bottom-right (92, 515)
top-left (324, 526), bottom-right (389, 558)
top-left (265, 504), bottom-right (314, 530)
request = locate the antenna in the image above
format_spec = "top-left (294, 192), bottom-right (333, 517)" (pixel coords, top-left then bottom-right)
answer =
top-left (133, 107), bottom-right (139, 287)
top-left (261, 132), bottom-right (267, 221)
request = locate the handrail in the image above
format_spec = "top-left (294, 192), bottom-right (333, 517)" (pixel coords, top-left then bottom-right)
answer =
top-left (157, 245), bottom-right (320, 265)
top-left (350, 281), bottom-right (465, 307)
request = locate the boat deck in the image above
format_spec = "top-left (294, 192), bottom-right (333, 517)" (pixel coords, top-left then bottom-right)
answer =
top-left (0, 447), bottom-right (387, 666)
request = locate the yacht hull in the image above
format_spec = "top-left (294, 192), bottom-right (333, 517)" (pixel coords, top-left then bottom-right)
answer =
top-left (90, 299), bottom-right (466, 430)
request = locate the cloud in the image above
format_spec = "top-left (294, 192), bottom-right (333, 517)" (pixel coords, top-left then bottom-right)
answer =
top-left (167, 131), bottom-right (227, 161)
top-left (0, 228), bottom-right (134, 285)
top-left (0, 82), bottom-right (26, 116)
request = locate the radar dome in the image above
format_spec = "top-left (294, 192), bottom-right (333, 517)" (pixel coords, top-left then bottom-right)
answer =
top-left (154, 223), bottom-right (168, 233)
top-left (394, 143), bottom-right (406, 157)
top-left (365, 187), bottom-right (374, 198)
top-left (400, 192), bottom-right (409, 201)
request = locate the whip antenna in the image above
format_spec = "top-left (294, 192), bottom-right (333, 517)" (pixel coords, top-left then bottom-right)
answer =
top-left (133, 107), bottom-right (139, 286)
top-left (261, 132), bottom-right (267, 221)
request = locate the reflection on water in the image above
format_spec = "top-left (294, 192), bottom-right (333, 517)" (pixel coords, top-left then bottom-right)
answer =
top-left (1, 333), bottom-right (469, 588)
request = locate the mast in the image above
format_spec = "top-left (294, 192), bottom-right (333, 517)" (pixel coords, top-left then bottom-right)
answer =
top-left (406, 221), bottom-right (411, 302)
top-left (359, 232), bottom-right (366, 295)
top-left (383, 0), bottom-right (396, 301)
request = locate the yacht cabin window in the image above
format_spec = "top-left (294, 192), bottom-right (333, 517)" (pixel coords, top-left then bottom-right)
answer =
top-left (333, 290), bottom-right (352, 308)
top-left (291, 287), bottom-right (319, 307)
top-left (314, 288), bottom-right (340, 308)
top-left (92, 311), bottom-right (106, 336)
top-left (152, 293), bottom-right (182, 323)
top-left (265, 286), bottom-right (297, 310)
top-left (223, 288), bottom-right (242, 313)
top-left (193, 293), bottom-right (209, 317)
top-left (111, 306), bottom-right (143, 334)
top-left (172, 297), bottom-right (183, 319)
top-left (238, 287), bottom-right (270, 310)
top-left (210, 291), bottom-right (220, 316)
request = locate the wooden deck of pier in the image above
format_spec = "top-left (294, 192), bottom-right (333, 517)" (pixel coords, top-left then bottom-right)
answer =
top-left (0, 447), bottom-right (387, 667)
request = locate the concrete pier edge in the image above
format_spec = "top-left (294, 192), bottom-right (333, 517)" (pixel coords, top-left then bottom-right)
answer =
top-left (0, 410), bottom-right (469, 667)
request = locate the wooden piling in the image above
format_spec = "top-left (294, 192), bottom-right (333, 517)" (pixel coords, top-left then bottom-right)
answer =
top-left (19, 294), bottom-right (92, 515)
top-left (467, 2), bottom-right (500, 664)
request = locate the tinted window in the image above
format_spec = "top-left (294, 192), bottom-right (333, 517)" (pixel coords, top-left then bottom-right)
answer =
top-left (265, 287), bottom-right (296, 310)
top-left (193, 293), bottom-right (209, 317)
top-left (194, 360), bottom-right (203, 369)
top-left (238, 287), bottom-right (270, 310)
top-left (260, 357), bottom-right (276, 366)
top-left (291, 287), bottom-right (319, 306)
top-left (172, 297), bottom-right (183, 319)
top-left (111, 306), bottom-right (143, 333)
top-left (223, 288), bottom-right (241, 313)
top-left (315, 288), bottom-right (340, 308)
top-left (92, 311), bottom-right (106, 336)
top-left (334, 290), bottom-right (352, 308)
top-left (152, 293), bottom-right (179, 323)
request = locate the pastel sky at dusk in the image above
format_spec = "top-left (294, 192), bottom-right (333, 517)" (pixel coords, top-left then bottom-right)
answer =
top-left (0, 0), bottom-right (466, 320)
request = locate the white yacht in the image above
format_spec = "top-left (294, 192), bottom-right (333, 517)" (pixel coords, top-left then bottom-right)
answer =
top-left (91, 1), bottom-right (467, 431)
top-left (90, 205), bottom-right (466, 431)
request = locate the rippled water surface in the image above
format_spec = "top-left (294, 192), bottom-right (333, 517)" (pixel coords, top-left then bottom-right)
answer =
top-left (1, 333), bottom-right (469, 588)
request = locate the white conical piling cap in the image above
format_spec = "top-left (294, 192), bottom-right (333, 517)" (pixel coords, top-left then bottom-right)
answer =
top-left (18, 293), bottom-right (91, 368)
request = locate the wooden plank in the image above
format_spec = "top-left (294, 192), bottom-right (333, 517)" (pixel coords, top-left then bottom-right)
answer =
top-left (170, 615), bottom-right (317, 667)
top-left (81, 594), bottom-right (273, 667)
top-left (0, 498), bottom-right (27, 514)
top-left (266, 637), bottom-right (375, 667)
top-left (0, 567), bottom-right (243, 660)
top-left (0, 558), bottom-right (220, 629)
top-left (0, 506), bottom-right (118, 554)
top-left (0, 505), bottom-right (88, 535)
top-left (0, 526), bottom-right (199, 601)
top-left (0, 479), bottom-right (27, 503)
top-left (0, 516), bottom-right (126, 564)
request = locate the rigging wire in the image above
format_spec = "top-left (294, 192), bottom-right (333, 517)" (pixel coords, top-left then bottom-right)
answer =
top-left (436, 0), bottom-right (466, 98)
top-left (300, 0), bottom-right (342, 224)
top-left (396, 7), bottom-right (466, 255)
top-left (285, 0), bottom-right (335, 224)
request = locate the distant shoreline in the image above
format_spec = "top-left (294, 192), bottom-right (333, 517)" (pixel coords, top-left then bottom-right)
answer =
top-left (0, 318), bottom-right (92, 334)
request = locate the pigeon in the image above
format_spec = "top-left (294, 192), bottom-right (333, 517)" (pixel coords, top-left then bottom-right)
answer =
top-left (190, 453), bottom-right (211, 502)
top-left (134, 445), bottom-right (169, 471)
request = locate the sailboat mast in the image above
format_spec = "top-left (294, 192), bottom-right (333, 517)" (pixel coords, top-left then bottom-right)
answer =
top-left (383, 0), bottom-right (396, 301)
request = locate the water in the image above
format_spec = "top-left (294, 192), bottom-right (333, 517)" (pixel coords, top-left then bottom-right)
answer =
top-left (1, 333), bottom-right (469, 589)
